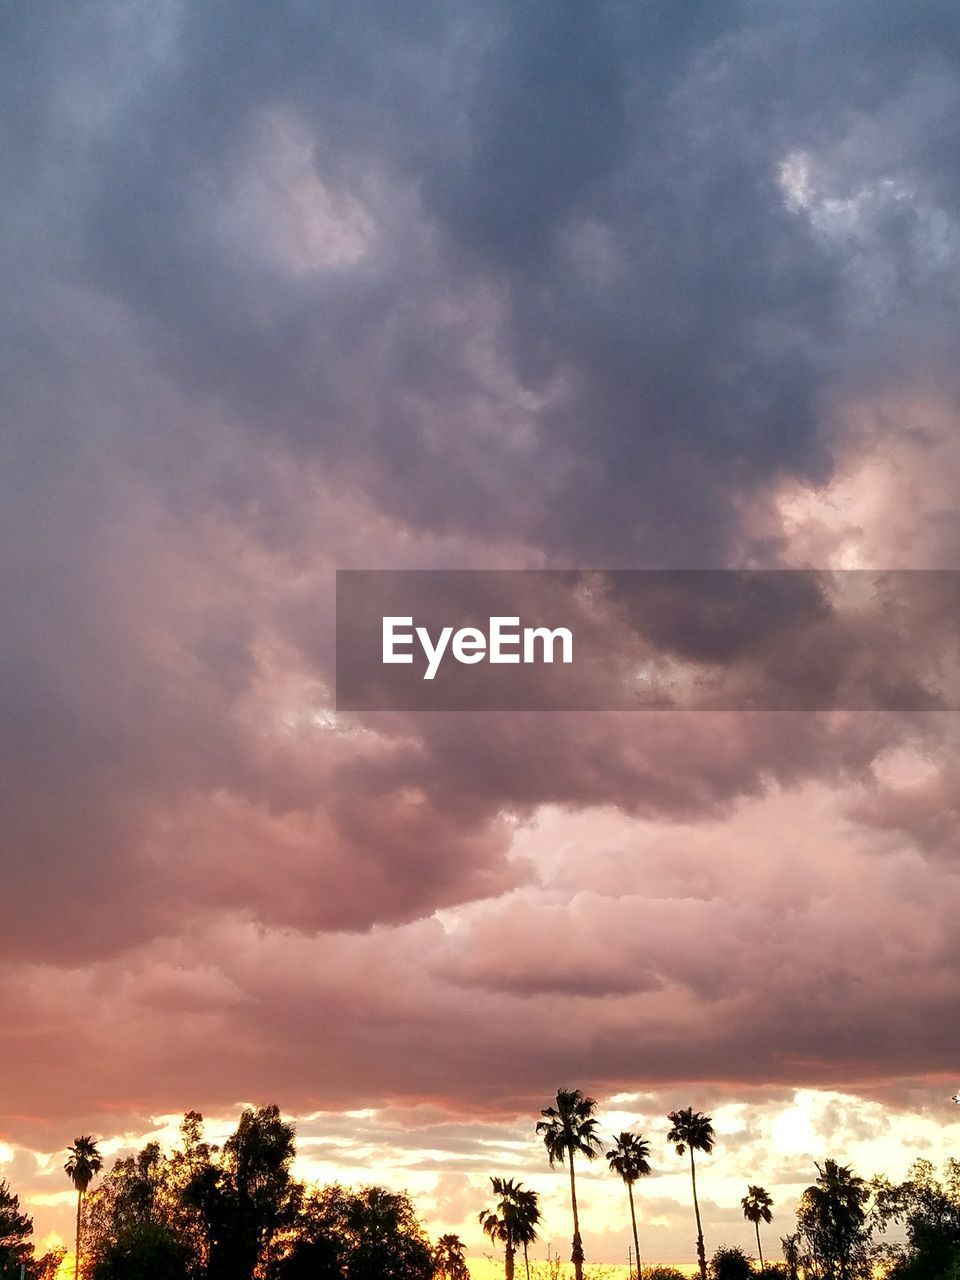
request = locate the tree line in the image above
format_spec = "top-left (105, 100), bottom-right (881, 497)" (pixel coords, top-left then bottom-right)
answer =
top-left (1, 1088), bottom-right (957, 1280)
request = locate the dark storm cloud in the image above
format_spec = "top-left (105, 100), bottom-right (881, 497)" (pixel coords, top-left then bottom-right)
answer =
top-left (0, 2), bottom-right (848, 551)
top-left (28, 0), bottom-right (954, 559)
top-left (5, 0), bottom-right (960, 561)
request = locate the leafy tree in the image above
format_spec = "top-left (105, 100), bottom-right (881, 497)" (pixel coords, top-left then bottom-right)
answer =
top-left (267, 1187), bottom-right (343, 1280)
top-left (65, 1136), bottom-right (103, 1280)
top-left (643, 1269), bottom-right (687, 1280)
top-left (186, 1105), bottom-right (297, 1280)
top-left (796, 1159), bottom-right (871, 1280)
top-left (164, 1111), bottom-right (217, 1271)
top-left (84, 1142), bottom-right (168, 1255)
top-left (88, 1222), bottom-right (191, 1280)
top-left (709, 1244), bottom-right (753, 1280)
top-left (343, 1186), bottom-right (434, 1280)
top-left (607, 1132), bottom-right (653, 1280)
top-left (0, 1178), bottom-right (34, 1274)
top-left (537, 1088), bottom-right (603, 1280)
top-left (83, 1118), bottom-right (217, 1278)
top-left (741, 1186), bottom-right (774, 1271)
top-left (434, 1233), bottom-right (469, 1280)
top-left (873, 1158), bottom-right (960, 1280)
top-left (32, 1247), bottom-right (68, 1280)
top-left (288, 1183), bottom-right (433, 1280)
top-left (3, 1240), bottom-right (68, 1280)
top-left (270, 1236), bottom-right (342, 1280)
top-left (666, 1108), bottom-right (714, 1280)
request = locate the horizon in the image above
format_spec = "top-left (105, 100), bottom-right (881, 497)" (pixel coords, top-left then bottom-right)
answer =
top-left (11, 1081), bottom-right (959, 1271)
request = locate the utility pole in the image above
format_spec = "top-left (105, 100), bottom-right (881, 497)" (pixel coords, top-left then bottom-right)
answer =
top-left (628, 1244), bottom-right (634, 1280)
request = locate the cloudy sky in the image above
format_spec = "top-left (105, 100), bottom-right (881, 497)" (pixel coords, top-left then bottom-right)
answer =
top-left (3, 0), bottom-right (960, 1269)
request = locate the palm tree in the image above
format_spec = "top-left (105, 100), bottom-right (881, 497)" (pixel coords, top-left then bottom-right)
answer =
top-left (479, 1202), bottom-right (512, 1280)
top-left (64, 1135), bottom-right (103, 1280)
top-left (435, 1232), bottom-right (470, 1280)
top-left (741, 1185), bottom-right (774, 1271)
top-left (607, 1132), bottom-right (652, 1280)
top-left (480, 1177), bottom-right (524, 1280)
top-left (512, 1186), bottom-right (542, 1280)
top-left (796, 1159), bottom-right (869, 1280)
top-left (536, 1088), bottom-right (603, 1280)
top-left (781, 1231), bottom-right (803, 1280)
top-left (666, 1108), bottom-right (714, 1280)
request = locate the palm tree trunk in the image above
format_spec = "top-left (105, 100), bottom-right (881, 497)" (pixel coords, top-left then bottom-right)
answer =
top-left (627, 1182), bottom-right (643, 1280)
top-left (568, 1148), bottom-right (584, 1280)
top-left (755, 1220), bottom-right (765, 1271)
top-left (505, 1241), bottom-right (515, 1280)
top-left (689, 1149), bottom-right (706, 1280)
top-left (75, 1189), bottom-right (83, 1280)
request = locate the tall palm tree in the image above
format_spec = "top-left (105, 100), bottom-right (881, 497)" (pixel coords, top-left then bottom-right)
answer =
top-left (607, 1132), bottom-right (652, 1280)
top-left (536, 1088), bottom-right (603, 1280)
top-left (741, 1185), bottom-right (774, 1271)
top-left (64, 1136), bottom-right (103, 1280)
top-left (435, 1233), bottom-right (470, 1280)
top-left (666, 1108), bottom-right (714, 1280)
top-left (512, 1186), bottom-right (542, 1280)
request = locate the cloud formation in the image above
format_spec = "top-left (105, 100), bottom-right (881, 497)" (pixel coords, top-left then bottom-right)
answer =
top-left (3, 0), bottom-right (960, 1261)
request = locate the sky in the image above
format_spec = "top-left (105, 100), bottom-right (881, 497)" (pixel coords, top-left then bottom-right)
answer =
top-left (3, 0), bottom-right (960, 1270)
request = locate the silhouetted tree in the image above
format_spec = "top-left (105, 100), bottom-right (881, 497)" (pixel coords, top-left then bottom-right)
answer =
top-left (666, 1108), bottom-right (714, 1280)
top-left (709, 1244), bottom-right (752, 1280)
top-left (796, 1159), bottom-right (871, 1280)
top-left (479, 1178), bottom-right (540, 1280)
top-left (0, 1178), bottom-right (34, 1274)
top-left (434, 1233), bottom-right (469, 1280)
top-left (289, 1183), bottom-right (433, 1280)
top-left (271, 1235), bottom-right (342, 1280)
top-left (343, 1186), bottom-right (435, 1280)
top-left (165, 1111), bottom-right (216, 1271)
top-left (66, 1136), bottom-right (103, 1280)
top-left (186, 1105), bottom-right (297, 1280)
top-left (480, 1178), bottom-right (521, 1280)
top-left (83, 1119), bottom-right (216, 1278)
top-left (89, 1222), bottom-right (191, 1280)
top-left (780, 1231), bottom-right (804, 1280)
top-left (268, 1186), bottom-right (344, 1280)
top-left (742, 1186), bottom-right (774, 1271)
top-left (873, 1158), bottom-right (960, 1280)
top-left (85, 1142), bottom-right (168, 1251)
top-left (58, 1109), bottom-right (456, 1280)
top-left (518, 1187), bottom-right (542, 1280)
top-left (34, 1249), bottom-right (68, 1280)
top-left (537, 1088), bottom-right (603, 1280)
top-left (607, 1132), bottom-right (653, 1280)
